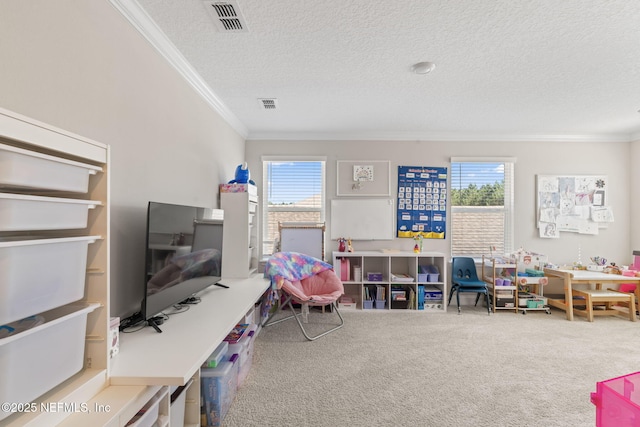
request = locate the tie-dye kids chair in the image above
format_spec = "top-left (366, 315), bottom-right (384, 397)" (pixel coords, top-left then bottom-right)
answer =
top-left (263, 252), bottom-right (345, 341)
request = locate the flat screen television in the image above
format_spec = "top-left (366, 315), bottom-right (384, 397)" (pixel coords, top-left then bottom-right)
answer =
top-left (141, 201), bottom-right (226, 332)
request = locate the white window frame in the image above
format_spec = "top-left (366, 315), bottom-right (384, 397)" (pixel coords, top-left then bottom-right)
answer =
top-left (450, 157), bottom-right (515, 259)
top-left (261, 156), bottom-right (326, 256)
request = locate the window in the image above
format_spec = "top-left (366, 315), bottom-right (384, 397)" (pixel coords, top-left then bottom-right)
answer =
top-left (262, 158), bottom-right (326, 256)
top-left (450, 157), bottom-right (515, 258)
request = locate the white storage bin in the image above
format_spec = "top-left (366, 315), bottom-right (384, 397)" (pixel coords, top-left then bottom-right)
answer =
top-left (0, 303), bottom-right (99, 421)
top-left (0, 235), bottom-right (99, 325)
top-left (127, 391), bottom-right (162, 427)
top-left (0, 143), bottom-right (102, 193)
top-left (0, 193), bottom-right (100, 231)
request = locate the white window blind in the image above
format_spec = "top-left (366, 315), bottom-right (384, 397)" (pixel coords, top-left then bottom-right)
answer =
top-left (450, 157), bottom-right (515, 258)
top-left (262, 158), bottom-right (325, 256)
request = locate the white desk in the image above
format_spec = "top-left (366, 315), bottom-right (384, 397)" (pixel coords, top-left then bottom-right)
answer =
top-left (544, 268), bottom-right (640, 321)
top-left (110, 274), bottom-right (270, 386)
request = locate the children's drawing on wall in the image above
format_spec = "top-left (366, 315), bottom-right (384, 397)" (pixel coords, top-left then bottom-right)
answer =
top-left (536, 175), bottom-right (612, 238)
top-left (540, 222), bottom-right (559, 238)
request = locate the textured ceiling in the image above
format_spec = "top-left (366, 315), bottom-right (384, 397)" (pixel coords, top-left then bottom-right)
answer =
top-left (125, 0), bottom-right (640, 141)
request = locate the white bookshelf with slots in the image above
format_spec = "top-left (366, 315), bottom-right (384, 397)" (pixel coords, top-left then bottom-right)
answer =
top-left (332, 251), bottom-right (447, 312)
top-left (220, 186), bottom-right (259, 278)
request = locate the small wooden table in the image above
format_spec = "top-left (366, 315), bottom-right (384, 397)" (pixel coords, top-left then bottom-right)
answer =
top-left (543, 268), bottom-right (640, 321)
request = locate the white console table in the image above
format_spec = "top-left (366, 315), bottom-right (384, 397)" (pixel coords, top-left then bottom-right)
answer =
top-left (81, 274), bottom-right (270, 427)
top-left (111, 275), bottom-right (270, 385)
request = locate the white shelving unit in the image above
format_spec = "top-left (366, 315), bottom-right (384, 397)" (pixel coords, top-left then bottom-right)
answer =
top-left (509, 252), bottom-right (550, 315)
top-left (482, 256), bottom-right (519, 313)
top-left (482, 255), bottom-right (550, 314)
top-left (220, 186), bottom-right (259, 278)
top-left (515, 276), bottom-right (551, 315)
top-left (0, 107), bottom-right (110, 426)
top-left (332, 251), bottom-right (447, 312)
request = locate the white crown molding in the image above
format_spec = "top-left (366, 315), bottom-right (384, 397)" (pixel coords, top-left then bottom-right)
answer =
top-left (247, 131), bottom-right (633, 143)
top-left (109, 0), bottom-right (248, 139)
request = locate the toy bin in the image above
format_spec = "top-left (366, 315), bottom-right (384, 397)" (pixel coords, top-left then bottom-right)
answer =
top-left (203, 341), bottom-right (229, 369)
top-left (591, 371), bottom-right (640, 426)
top-left (127, 391), bottom-right (162, 427)
top-left (0, 235), bottom-right (98, 325)
top-left (0, 193), bottom-right (100, 231)
top-left (338, 296), bottom-right (357, 310)
top-left (419, 265), bottom-right (440, 282)
top-left (0, 303), bottom-right (98, 421)
top-left (0, 143), bottom-right (102, 193)
top-left (423, 286), bottom-right (442, 300)
top-left (227, 324), bottom-right (257, 388)
top-left (201, 361), bottom-right (238, 427)
top-left (527, 299), bottom-right (545, 309)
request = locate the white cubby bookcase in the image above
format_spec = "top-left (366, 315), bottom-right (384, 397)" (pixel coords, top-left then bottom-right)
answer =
top-left (332, 251), bottom-right (447, 312)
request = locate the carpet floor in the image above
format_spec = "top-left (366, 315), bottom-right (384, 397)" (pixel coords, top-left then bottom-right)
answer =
top-left (222, 305), bottom-right (639, 426)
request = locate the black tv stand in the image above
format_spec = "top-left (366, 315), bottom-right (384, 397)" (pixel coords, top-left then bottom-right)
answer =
top-left (215, 282), bottom-right (229, 288)
top-left (148, 316), bottom-right (164, 333)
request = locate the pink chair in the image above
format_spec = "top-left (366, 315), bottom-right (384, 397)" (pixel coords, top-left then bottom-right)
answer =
top-left (263, 252), bottom-right (345, 341)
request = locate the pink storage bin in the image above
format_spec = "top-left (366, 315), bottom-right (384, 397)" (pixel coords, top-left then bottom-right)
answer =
top-left (591, 371), bottom-right (640, 426)
top-left (494, 278), bottom-right (504, 286)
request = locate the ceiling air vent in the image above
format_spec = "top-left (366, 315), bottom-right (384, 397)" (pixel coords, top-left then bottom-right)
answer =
top-left (203, 1), bottom-right (249, 32)
top-left (258, 98), bottom-right (278, 110)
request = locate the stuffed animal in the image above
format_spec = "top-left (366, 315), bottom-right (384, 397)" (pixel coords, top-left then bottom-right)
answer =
top-left (228, 162), bottom-right (256, 185)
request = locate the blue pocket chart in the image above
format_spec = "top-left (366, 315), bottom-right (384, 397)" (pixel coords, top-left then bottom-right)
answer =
top-left (397, 166), bottom-right (448, 239)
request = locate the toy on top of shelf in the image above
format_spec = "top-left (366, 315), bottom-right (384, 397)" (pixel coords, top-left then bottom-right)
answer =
top-left (413, 233), bottom-right (423, 253)
top-left (228, 162), bottom-right (256, 185)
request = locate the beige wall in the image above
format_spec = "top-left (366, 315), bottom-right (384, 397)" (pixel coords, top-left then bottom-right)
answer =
top-left (0, 1), bottom-right (246, 318)
top-left (247, 139), bottom-right (633, 274)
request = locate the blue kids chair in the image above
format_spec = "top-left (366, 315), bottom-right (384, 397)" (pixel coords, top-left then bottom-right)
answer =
top-left (449, 257), bottom-right (491, 314)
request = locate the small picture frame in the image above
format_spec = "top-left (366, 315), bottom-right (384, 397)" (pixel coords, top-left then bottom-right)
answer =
top-left (336, 160), bottom-right (390, 196)
top-left (353, 165), bottom-right (374, 181)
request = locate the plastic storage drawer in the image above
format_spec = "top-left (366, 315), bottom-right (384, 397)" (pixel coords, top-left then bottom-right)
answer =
top-left (0, 303), bottom-right (99, 421)
top-left (0, 193), bottom-right (100, 231)
top-left (0, 143), bottom-right (102, 193)
top-left (201, 361), bottom-right (238, 427)
top-left (227, 324), bottom-right (257, 388)
top-left (591, 371), bottom-right (640, 426)
top-left (0, 235), bottom-right (99, 325)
